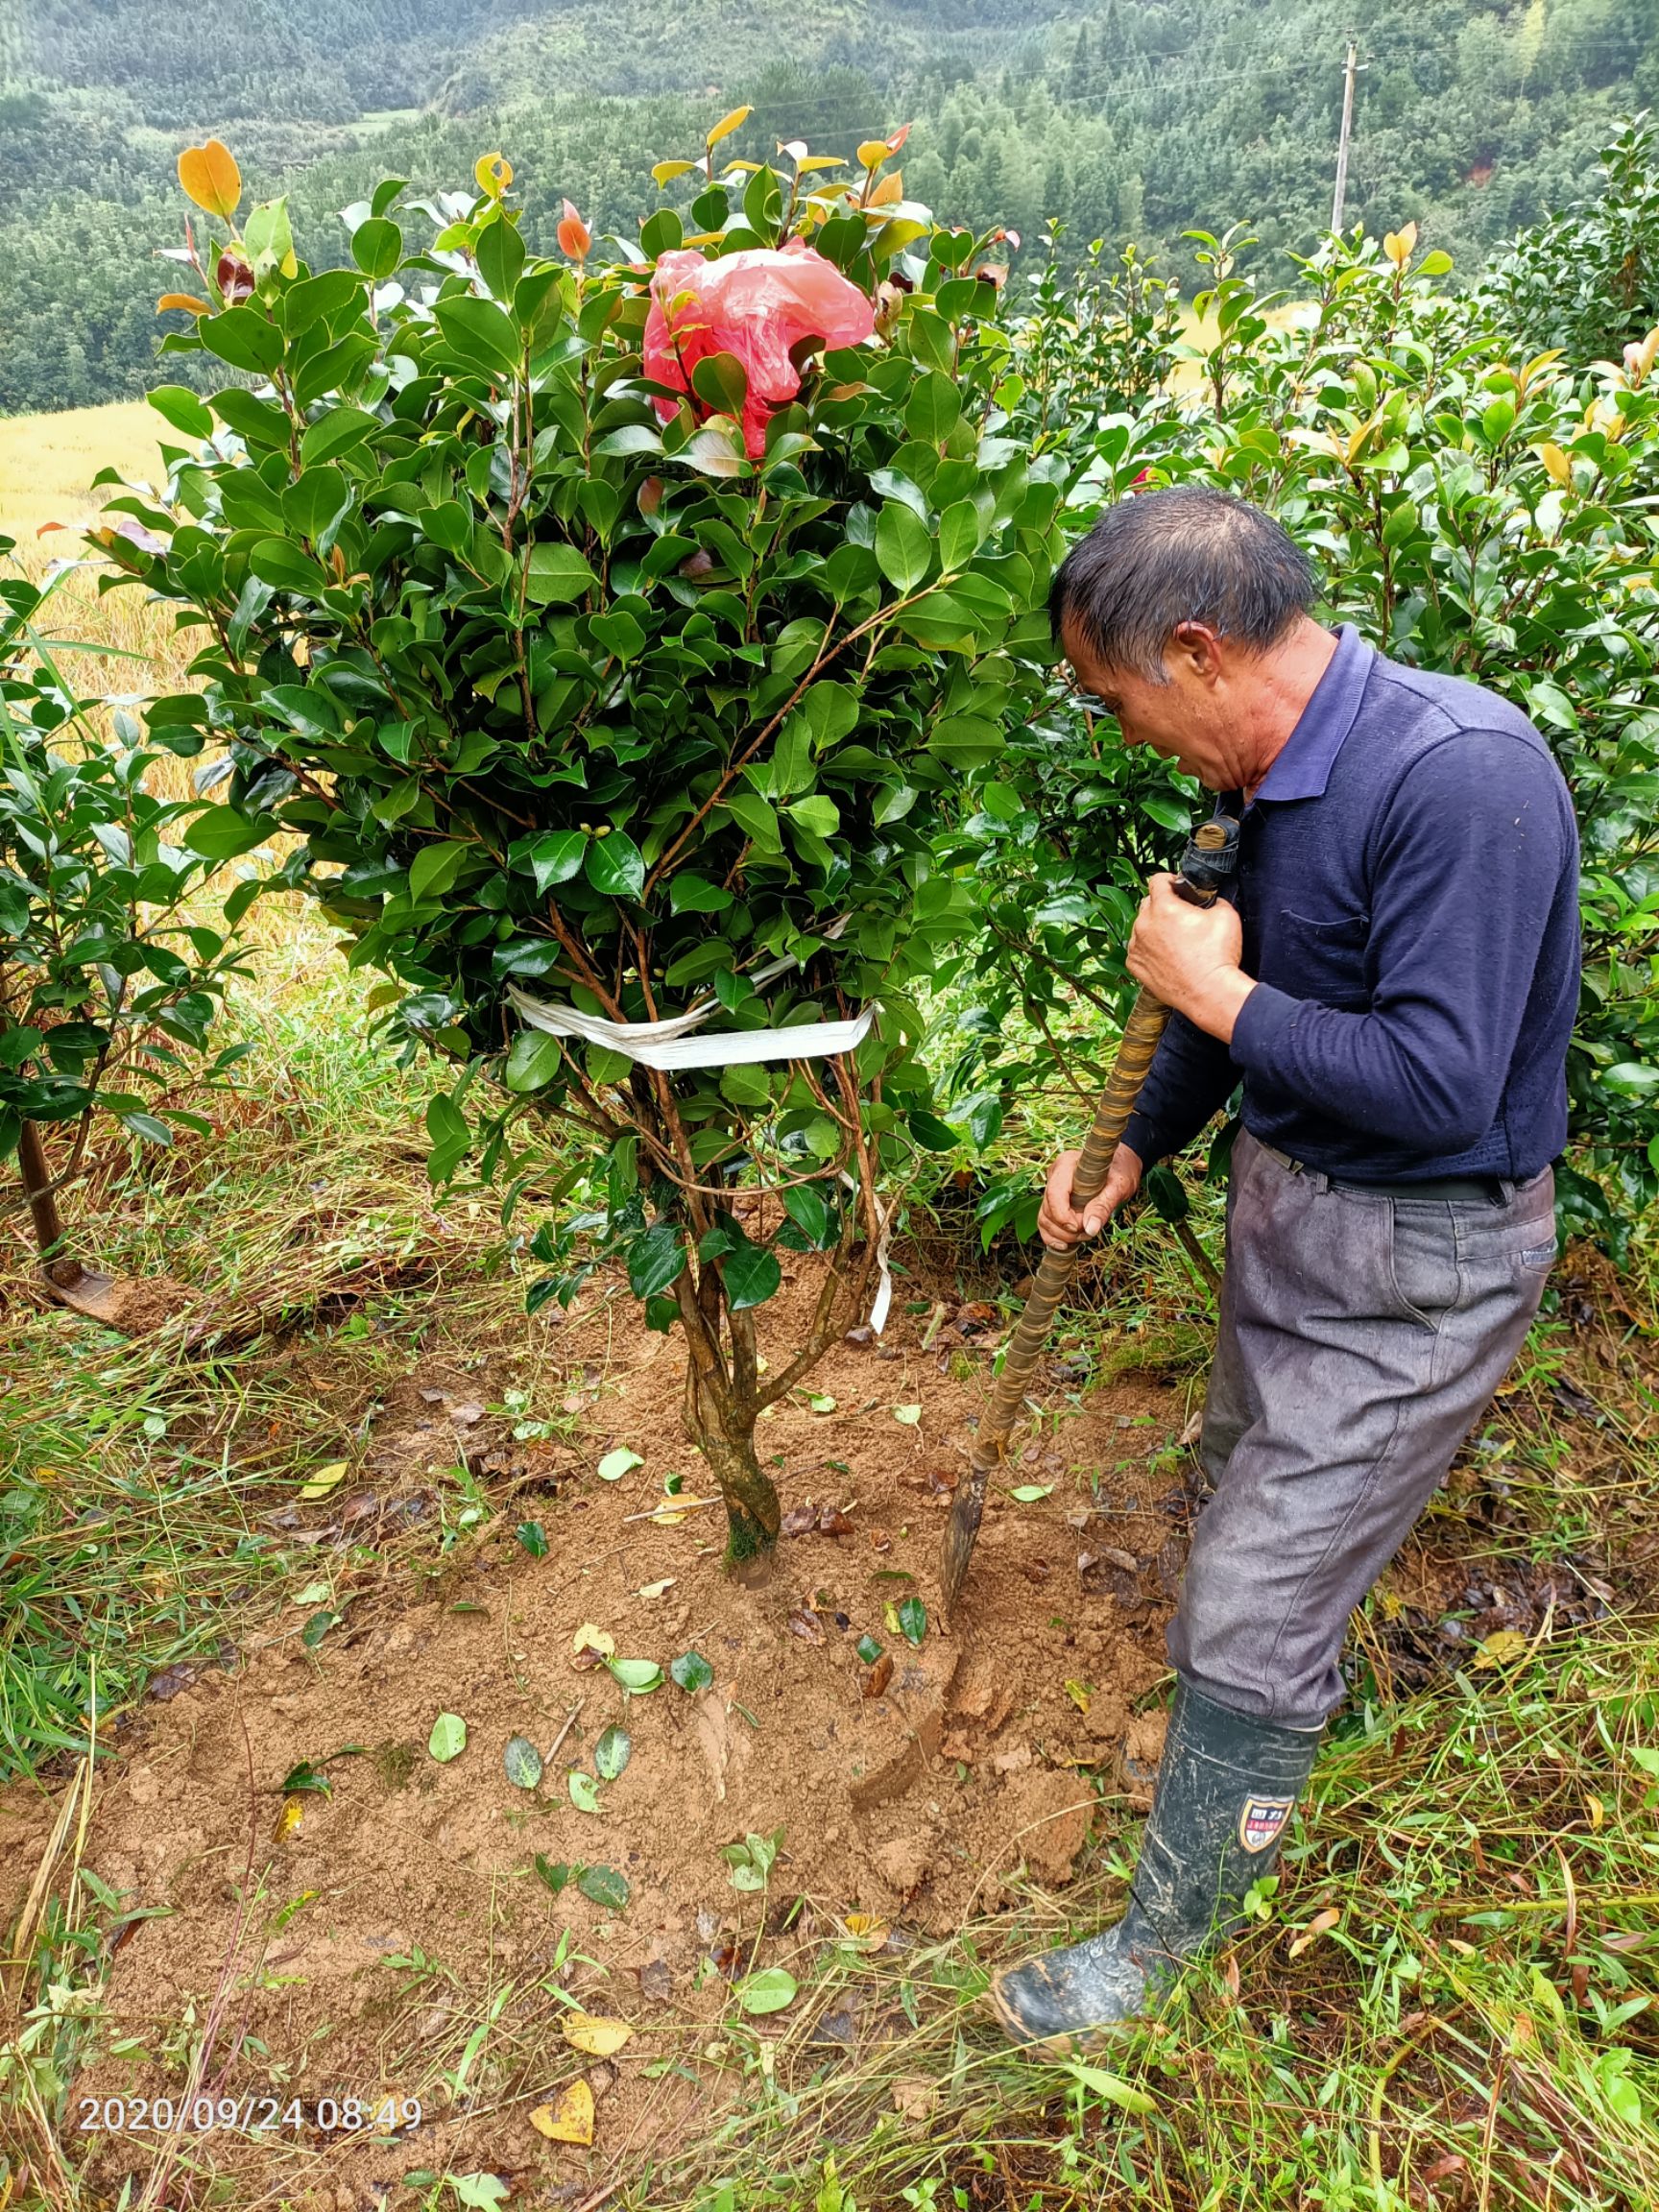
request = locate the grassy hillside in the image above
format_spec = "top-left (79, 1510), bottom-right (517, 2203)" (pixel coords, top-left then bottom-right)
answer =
top-left (4, 0), bottom-right (1659, 414)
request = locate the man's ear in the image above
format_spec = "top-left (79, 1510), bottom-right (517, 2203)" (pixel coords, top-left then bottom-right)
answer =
top-left (1169, 621), bottom-right (1225, 685)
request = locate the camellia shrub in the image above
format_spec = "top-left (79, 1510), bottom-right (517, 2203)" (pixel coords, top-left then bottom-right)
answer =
top-left (102, 122), bottom-right (1061, 1564)
top-left (958, 214), bottom-right (1659, 1249)
top-left (1, 543), bottom-right (250, 1287)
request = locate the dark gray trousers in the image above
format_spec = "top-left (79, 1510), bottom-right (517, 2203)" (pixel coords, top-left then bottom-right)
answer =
top-left (1168, 1130), bottom-right (1558, 1728)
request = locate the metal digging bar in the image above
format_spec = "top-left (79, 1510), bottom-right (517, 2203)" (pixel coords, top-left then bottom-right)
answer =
top-left (15, 1118), bottom-right (127, 1325)
top-left (940, 805), bottom-right (1241, 1618)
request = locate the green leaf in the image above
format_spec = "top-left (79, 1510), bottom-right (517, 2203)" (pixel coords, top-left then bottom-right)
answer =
top-left (518, 829), bottom-right (587, 892)
top-left (735, 1967), bottom-right (798, 2016)
top-left (628, 1223), bottom-right (685, 1299)
top-left (249, 538), bottom-right (328, 594)
top-left (534, 1855), bottom-right (573, 1895)
top-left (670, 1648), bottom-right (714, 1693)
top-left (301, 407), bottom-right (379, 466)
top-left (1065, 2061), bottom-right (1156, 2116)
top-left (351, 216), bottom-right (403, 281)
top-left (576, 1863), bottom-right (632, 1911)
top-left (524, 544), bottom-right (597, 604)
top-left (1008, 1483), bottom-right (1053, 1503)
top-left (607, 1657), bottom-right (663, 1694)
top-left (722, 1238), bottom-right (781, 1311)
top-left (584, 831), bottom-right (645, 900)
top-left (121, 1112), bottom-right (175, 1147)
top-left (668, 873), bottom-right (732, 914)
top-left (433, 292), bottom-right (522, 376)
top-left (855, 1633), bottom-right (882, 1665)
top-left (905, 370), bottom-right (962, 443)
top-left (201, 305), bottom-right (283, 375)
top-left (906, 1108), bottom-right (959, 1152)
top-left (504, 1028), bottom-right (562, 1094)
top-left (937, 498), bottom-right (984, 570)
top-left (147, 383), bottom-right (214, 440)
top-left (516, 1520), bottom-right (548, 1558)
top-left (409, 840), bottom-right (469, 901)
top-left (786, 795), bottom-right (839, 839)
top-left (503, 1735), bottom-right (543, 1790)
top-left (594, 1724), bottom-right (632, 1781)
top-left (184, 805), bottom-right (268, 860)
top-left (927, 714), bottom-right (1003, 769)
top-left (282, 466), bottom-right (350, 543)
top-left (568, 1770), bottom-right (602, 1814)
top-left (596, 1446), bottom-right (644, 1481)
top-left (898, 1596), bottom-right (926, 1648)
top-left (428, 1711), bottom-right (467, 1763)
top-left (875, 502), bottom-right (933, 592)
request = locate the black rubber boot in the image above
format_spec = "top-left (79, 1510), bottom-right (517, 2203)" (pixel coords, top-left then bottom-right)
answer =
top-left (991, 1682), bottom-right (1321, 2050)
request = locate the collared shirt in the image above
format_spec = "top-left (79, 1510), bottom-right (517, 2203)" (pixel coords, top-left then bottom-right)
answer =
top-left (1119, 626), bottom-right (1580, 1183)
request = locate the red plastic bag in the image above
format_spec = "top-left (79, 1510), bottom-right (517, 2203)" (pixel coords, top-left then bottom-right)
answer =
top-left (643, 239), bottom-right (876, 457)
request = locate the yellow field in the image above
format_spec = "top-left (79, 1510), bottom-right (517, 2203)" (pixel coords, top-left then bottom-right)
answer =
top-left (0, 397), bottom-right (171, 544)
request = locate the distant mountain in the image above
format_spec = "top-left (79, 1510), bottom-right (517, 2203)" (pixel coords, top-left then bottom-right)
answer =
top-left (3, 0), bottom-right (1656, 414)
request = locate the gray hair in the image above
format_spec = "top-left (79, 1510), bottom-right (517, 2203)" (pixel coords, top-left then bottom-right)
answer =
top-left (1049, 486), bottom-right (1315, 682)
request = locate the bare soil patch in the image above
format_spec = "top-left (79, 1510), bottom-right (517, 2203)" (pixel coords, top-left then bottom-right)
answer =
top-left (36, 1263), bottom-right (1191, 2205)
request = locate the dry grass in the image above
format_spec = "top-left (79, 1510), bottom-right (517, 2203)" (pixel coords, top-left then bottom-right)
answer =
top-left (0, 400), bottom-right (170, 544)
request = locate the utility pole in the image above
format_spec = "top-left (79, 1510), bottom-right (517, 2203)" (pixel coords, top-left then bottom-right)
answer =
top-left (1331, 36), bottom-right (1359, 232)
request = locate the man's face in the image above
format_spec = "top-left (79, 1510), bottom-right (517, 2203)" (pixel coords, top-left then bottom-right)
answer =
top-left (1060, 614), bottom-right (1236, 789)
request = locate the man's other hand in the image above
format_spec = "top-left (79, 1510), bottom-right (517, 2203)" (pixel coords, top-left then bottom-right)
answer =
top-left (1038, 1142), bottom-right (1143, 1251)
top-left (1127, 873), bottom-right (1255, 1043)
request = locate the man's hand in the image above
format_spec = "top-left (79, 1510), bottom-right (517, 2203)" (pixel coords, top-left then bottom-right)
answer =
top-left (1038, 1142), bottom-right (1143, 1252)
top-left (1127, 873), bottom-right (1256, 1043)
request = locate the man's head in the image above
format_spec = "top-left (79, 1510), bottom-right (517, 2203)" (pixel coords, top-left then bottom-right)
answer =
top-left (1049, 488), bottom-right (1325, 790)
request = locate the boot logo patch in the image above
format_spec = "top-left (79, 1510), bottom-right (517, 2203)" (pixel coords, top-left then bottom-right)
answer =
top-left (1238, 1796), bottom-right (1293, 1853)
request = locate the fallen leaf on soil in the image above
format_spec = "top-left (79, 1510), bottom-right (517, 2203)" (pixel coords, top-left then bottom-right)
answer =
top-left (893, 1404), bottom-right (922, 1426)
top-left (516, 1520), bottom-right (548, 1557)
top-left (637, 1576), bottom-right (675, 1599)
top-left (809, 1393), bottom-right (837, 1412)
top-left (1022, 1559), bottom-right (1052, 1584)
top-left (781, 1503), bottom-right (819, 1537)
top-left (531, 2079), bottom-right (594, 2146)
top-left (596, 1447), bottom-right (644, 1482)
top-left (577, 1863), bottom-right (631, 1911)
top-left (273, 1794), bottom-right (305, 1842)
top-left (671, 1648), bottom-right (714, 1693)
top-left (608, 1656), bottom-right (663, 1694)
top-left (571, 1623), bottom-right (615, 1666)
top-left (818, 1506), bottom-right (855, 1535)
top-left (844, 1912), bottom-right (889, 1949)
top-left (568, 1772), bottom-right (602, 1814)
top-left (787, 1606), bottom-right (823, 1645)
top-left (1475, 1628), bottom-right (1531, 1669)
top-left (1586, 1793), bottom-right (1605, 1830)
top-left (428, 1712), bottom-right (467, 1763)
top-left (594, 1725), bottom-right (632, 1781)
top-left (863, 1652), bottom-right (894, 1699)
top-left (1286, 1907), bottom-right (1340, 1959)
top-left (735, 1966), bottom-right (797, 2015)
top-left (563, 2012), bottom-right (633, 2056)
top-left (897, 1596), bottom-right (926, 1647)
top-left (1065, 1679), bottom-right (1091, 1714)
top-left (298, 1459), bottom-right (349, 1502)
top-left (503, 1736), bottom-right (543, 1791)
top-left (892, 2076), bottom-right (937, 2122)
top-left (1009, 1482), bottom-right (1053, 1503)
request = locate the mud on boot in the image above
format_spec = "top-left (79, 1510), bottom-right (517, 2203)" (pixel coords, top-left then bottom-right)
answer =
top-left (991, 1681), bottom-right (1322, 2049)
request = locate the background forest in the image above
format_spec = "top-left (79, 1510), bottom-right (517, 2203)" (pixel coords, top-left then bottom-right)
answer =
top-left (4, 0), bottom-right (1659, 414)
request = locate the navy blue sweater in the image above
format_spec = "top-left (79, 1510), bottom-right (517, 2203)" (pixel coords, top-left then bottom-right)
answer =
top-left (1119, 626), bottom-right (1580, 1184)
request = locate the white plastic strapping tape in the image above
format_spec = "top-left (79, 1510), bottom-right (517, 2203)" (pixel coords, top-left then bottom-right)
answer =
top-left (507, 980), bottom-right (874, 1071)
top-left (506, 967), bottom-right (888, 1333)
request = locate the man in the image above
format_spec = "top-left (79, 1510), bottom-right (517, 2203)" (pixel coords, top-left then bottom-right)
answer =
top-left (992, 486), bottom-right (1577, 2048)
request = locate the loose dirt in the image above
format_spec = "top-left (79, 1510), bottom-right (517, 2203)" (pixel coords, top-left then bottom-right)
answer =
top-left (17, 1262), bottom-right (1196, 2206)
